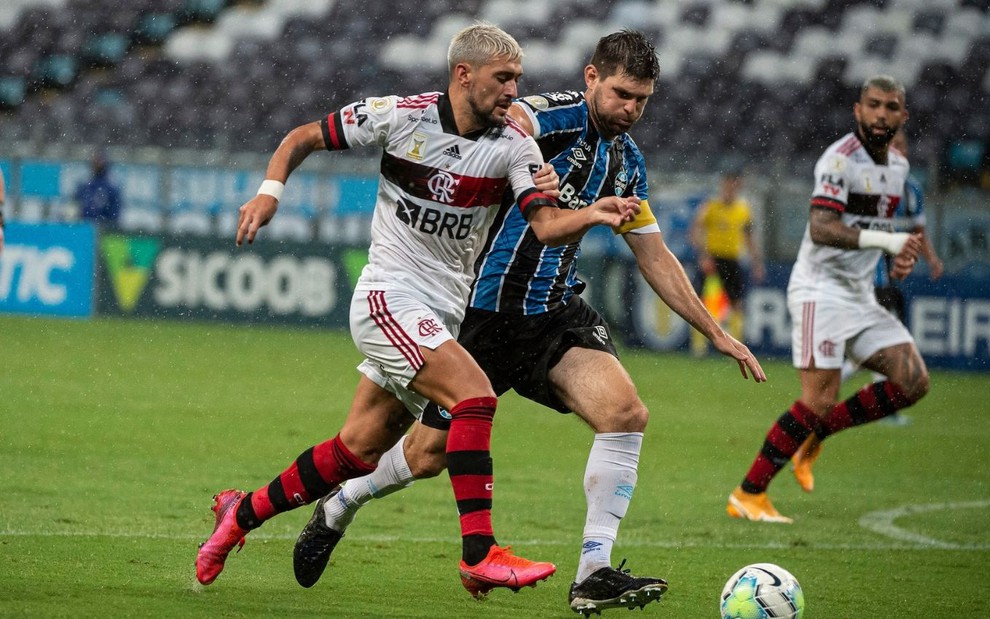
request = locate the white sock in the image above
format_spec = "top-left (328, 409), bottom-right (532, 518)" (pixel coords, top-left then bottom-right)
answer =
top-left (840, 359), bottom-right (859, 382)
top-left (576, 432), bottom-right (642, 583)
top-left (323, 434), bottom-right (415, 532)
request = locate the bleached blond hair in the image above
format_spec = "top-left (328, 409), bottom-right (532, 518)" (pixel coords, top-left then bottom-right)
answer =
top-left (448, 22), bottom-right (522, 75)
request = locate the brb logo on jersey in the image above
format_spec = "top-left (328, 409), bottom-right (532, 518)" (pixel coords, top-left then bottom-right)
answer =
top-left (395, 198), bottom-right (474, 239)
top-left (428, 170), bottom-right (458, 203)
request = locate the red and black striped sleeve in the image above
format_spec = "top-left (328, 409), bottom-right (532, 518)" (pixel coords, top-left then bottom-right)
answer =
top-left (320, 112), bottom-right (349, 151)
top-left (516, 188), bottom-right (557, 217)
top-left (810, 196), bottom-right (844, 212)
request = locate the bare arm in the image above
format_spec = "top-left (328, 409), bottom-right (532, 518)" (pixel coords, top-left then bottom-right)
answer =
top-left (625, 230), bottom-right (766, 382)
top-left (912, 224), bottom-right (944, 280)
top-left (526, 196), bottom-right (640, 247)
top-left (810, 206), bottom-right (923, 257)
top-left (808, 206), bottom-right (863, 248)
top-left (236, 122), bottom-right (326, 245)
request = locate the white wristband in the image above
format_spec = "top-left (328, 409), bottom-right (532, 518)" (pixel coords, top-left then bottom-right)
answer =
top-left (257, 179), bottom-right (285, 202)
top-left (858, 229), bottom-right (909, 255)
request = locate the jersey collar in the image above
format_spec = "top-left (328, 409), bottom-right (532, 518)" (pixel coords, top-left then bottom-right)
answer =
top-left (439, 91), bottom-right (489, 141)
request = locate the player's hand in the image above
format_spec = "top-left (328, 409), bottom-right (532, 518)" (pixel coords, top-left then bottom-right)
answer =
top-left (889, 233), bottom-right (923, 280)
top-left (533, 163), bottom-right (560, 198)
top-left (711, 331), bottom-right (767, 383)
top-left (236, 195), bottom-right (278, 246)
top-left (586, 195), bottom-right (641, 228)
top-left (928, 256), bottom-right (944, 280)
top-left (899, 233), bottom-right (923, 260)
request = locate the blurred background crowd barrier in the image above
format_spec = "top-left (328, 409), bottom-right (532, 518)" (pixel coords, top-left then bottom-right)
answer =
top-left (1, 0), bottom-right (988, 370)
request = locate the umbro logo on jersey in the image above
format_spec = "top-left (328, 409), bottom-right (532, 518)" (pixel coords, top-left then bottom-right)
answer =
top-left (442, 144), bottom-right (462, 159)
top-left (567, 147), bottom-right (587, 169)
top-left (593, 325), bottom-right (609, 345)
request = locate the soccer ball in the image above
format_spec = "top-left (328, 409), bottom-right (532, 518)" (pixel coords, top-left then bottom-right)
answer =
top-left (720, 563), bottom-right (805, 619)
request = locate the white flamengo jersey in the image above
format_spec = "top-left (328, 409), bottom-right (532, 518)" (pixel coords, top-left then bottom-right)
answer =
top-left (788, 132), bottom-right (909, 304)
top-left (322, 91), bottom-right (553, 323)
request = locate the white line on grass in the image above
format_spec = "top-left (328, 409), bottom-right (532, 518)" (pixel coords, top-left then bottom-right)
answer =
top-left (1, 529), bottom-right (988, 551)
top-left (858, 499), bottom-right (990, 549)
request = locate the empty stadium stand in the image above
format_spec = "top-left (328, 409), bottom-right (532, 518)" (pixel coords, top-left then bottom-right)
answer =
top-left (0, 0), bottom-right (987, 202)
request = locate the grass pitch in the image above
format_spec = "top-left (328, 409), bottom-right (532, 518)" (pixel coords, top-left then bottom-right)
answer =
top-left (1, 315), bottom-right (987, 617)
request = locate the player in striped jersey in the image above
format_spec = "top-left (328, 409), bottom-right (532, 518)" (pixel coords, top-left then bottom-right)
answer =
top-left (728, 76), bottom-right (930, 524)
top-left (196, 23), bottom-right (641, 595)
top-left (294, 31), bottom-right (766, 615)
top-left (839, 128), bottom-right (943, 424)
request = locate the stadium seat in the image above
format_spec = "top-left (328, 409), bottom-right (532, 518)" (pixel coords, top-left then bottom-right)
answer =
top-left (0, 0), bottom-right (986, 200)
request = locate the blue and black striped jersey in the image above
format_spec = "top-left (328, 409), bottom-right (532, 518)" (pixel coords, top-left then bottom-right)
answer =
top-left (469, 91), bottom-right (655, 315)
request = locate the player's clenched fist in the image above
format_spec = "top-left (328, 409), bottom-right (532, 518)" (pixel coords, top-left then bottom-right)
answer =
top-left (890, 233), bottom-right (923, 280)
top-left (236, 195), bottom-right (279, 246)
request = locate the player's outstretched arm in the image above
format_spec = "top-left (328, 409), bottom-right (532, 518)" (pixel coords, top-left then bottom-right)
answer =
top-left (527, 195), bottom-right (640, 247)
top-left (625, 230), bottom-right (767, 382)
top-left (808, 207), bottom-right (923, 260)
top-left (236, 122), bottom-right (326, 246)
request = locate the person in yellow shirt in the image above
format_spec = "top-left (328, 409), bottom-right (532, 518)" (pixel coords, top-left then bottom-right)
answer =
top-left (690, 169), bottom-right (764, 355)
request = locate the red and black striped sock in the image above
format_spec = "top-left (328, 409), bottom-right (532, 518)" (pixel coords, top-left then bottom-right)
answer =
top-left (446, 396), bottom-right (498, 565)
top-left (819, 381), bottom-right (910, 438)
top-left (235, 434), bottom-right (375, 530)
top-left (741, 401), bottom-right (821, 494)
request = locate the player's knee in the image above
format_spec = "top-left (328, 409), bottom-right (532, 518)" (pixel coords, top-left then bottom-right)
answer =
top-left (900, 371), bottom-right (930, 405)
top-left (807, 397), bottom-right (837, 418)
top-left (600, 399), bottom-right (649, 433)
top-left (403, 425), bottom-right (449, 479)
top-left (406, 448), bottom-right (446, 478)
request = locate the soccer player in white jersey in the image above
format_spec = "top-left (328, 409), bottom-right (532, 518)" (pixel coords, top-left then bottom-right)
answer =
top-left (195, 23), bottom-right (640, 596)
top-left (727, 75), bottom-right (929, 523)
top-left (291, 31), bottom-right (767, 615)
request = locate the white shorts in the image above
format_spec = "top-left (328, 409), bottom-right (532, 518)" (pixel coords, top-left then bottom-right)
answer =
top-left (789, 298), bottom-right (913, 370)
top-left (350, 287), bottom-right (458, 418)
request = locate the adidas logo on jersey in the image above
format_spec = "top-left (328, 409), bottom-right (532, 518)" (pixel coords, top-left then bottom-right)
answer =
top-left (442, 144), bottom-right (462, 159)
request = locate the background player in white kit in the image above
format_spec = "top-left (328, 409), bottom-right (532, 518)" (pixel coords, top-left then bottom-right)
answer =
top-left (727, 75), bottom-right (930, 523)
top-left (195, 23), bottom-right (640, 596)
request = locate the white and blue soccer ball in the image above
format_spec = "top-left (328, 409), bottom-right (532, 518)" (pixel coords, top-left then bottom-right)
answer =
top-left (720, 562), bottom-right (805, 619)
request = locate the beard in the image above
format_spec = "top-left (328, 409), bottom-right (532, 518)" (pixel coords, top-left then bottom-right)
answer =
top-left (466, 90), bottom-right (508, 129)
top-left (588, 92), bottom-right (633, 139)
top-left (858, 121), bottom-right (897, 151)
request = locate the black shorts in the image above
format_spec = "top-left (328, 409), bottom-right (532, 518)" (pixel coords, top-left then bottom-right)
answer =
top-left (420, 296), bottom-right (618, 429)
top-left (713, 257), bottom-right (746, 301)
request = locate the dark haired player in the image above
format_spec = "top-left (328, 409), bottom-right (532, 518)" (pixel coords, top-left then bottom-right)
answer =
top-left (727, 75), bottom-right (928, 523)
top-left (195, 23), bottom-right (640, 597)
top-left (293, 30), bottom-right (765, 615)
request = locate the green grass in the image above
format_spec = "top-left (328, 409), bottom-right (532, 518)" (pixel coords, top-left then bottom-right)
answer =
top-left (1, 315), bottom-right (988, 618)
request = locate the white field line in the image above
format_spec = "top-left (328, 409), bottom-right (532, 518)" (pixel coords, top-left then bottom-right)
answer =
top-left (857, 499), bottom-right (990, 549)
top-left (2, 499), bottom-right (986, 551)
